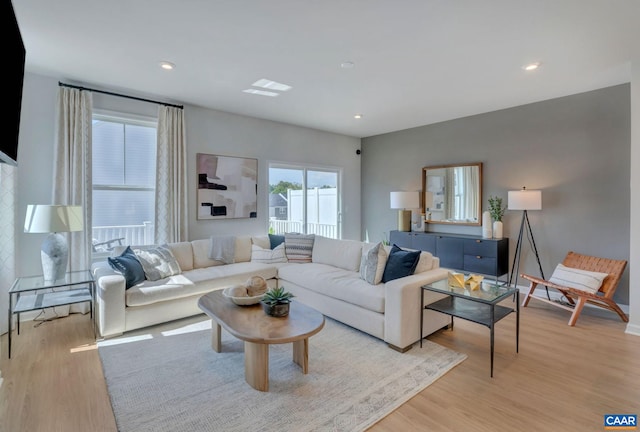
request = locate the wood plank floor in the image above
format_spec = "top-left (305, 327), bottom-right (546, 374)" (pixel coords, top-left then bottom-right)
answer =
top-left (1, 300), bottom-right (639, 432)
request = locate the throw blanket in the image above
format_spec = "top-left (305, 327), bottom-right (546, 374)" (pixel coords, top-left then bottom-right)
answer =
top-left (209, 235), bottom-right (235, 264)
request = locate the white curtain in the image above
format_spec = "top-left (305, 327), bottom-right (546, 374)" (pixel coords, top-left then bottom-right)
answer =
top-left (444, 168), bottom-right (455, 220)
top-left (0, 164), bottom-right (17, 335)
top-left (155, 105), bottom-right (188, 244)
top-left (460, 166), bottom-right (479, 221)
top-left (53, 87), bottom-right (93, 314)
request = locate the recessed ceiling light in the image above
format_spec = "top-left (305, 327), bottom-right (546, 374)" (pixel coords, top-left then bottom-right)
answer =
top-left (341, 61), bottom-right (355, 69)
top-left (243, 89), bottom-right (279, 97)
top-left (354, 114), bottom-right (363, 119)
top-left (252, 79), bottom-right (292, 92)
top-left (159, 61), bottom-right (175, 70)
top-left (522, 62), bottom-right (541, 71)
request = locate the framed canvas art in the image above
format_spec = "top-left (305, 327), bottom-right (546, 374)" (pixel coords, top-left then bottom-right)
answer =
top-left (197, 153), bottom-right (258, 220)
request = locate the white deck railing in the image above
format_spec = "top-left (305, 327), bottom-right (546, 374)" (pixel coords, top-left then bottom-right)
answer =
top-left (92, 222), bottom-right (154, 250)
top-left (269, 219), bottom-right (337, 239)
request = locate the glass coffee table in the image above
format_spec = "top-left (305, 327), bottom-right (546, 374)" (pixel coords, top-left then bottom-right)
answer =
top-left (421, 277), bottom-right (519, 377)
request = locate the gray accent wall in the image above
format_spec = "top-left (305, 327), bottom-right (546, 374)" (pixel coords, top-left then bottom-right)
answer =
top-left (362, 84), bottom-right (631, 305)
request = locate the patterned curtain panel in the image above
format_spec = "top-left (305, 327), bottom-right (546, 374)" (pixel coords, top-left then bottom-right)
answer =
top-left (155, 105), bottom-right (188, 244)
top-left (53, 87), bottom-right (93, 315)
top-left (0, 164), bottom-right (17, 335)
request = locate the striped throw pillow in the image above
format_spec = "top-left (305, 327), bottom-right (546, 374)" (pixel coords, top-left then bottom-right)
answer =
top-left (284, 233), bottom-right (315, 263)
top-left (251, 243), bottom-right (288, 264)
top-left (549, 263), bottom-right (608, 294)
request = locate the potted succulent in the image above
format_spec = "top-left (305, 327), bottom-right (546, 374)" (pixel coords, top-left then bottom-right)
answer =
top-left (488, 195), bottom-right (506, 239)
top-left (261, 286), bottom-right (294, 317)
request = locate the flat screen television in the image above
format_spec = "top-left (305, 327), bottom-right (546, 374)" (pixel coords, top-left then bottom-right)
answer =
top-left (1, 1), bottom-right (26, 166)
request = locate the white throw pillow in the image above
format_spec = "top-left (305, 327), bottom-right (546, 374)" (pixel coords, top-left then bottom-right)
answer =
top-left (251, 243), bottom-right (288, 264)
top-left (359, 242), bottom-right (388, 285)
top-left (134, 245), bottom-right (182, 281)
top-left (414, 251), bottom-right (434, 274)
top-left (549, 263), bottom-right (608, 294)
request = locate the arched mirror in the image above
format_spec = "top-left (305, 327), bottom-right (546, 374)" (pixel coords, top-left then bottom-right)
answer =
top-left (421, 162), bottom-right (482, 226)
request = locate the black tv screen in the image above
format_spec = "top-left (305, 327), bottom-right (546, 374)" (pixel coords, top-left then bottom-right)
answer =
top-left (1, 1), bottom-right (26, 166)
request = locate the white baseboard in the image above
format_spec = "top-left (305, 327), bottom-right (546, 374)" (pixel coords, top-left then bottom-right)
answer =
top-left (624, 323), bottom-right (640, 336)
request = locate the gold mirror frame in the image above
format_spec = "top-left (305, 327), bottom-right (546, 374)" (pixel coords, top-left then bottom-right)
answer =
top-left (421, 162), bottom-right (483, 226)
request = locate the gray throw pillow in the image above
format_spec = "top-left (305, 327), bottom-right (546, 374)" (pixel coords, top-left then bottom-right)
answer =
top-left (359, 242), bottom-right (387, 285)
top-left (134, 245), bottom-right (182, 281)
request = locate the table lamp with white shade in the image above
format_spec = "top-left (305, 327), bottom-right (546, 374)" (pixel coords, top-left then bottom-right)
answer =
top-left (390, 191), bottom-right (419, 232)
top-left (24, 205), bottom-right (84, 281)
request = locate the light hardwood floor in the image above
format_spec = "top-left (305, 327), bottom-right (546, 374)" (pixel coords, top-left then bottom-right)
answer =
top-left (1, 300), bottom-right (639, 432)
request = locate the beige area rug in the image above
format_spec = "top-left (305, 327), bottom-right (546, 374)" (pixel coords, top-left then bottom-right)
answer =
top-left (98, 314), bottom-right (466, 432)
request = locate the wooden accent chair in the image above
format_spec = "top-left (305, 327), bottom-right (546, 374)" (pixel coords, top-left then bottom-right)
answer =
top-left (521, 251), bottom-right (627, 326)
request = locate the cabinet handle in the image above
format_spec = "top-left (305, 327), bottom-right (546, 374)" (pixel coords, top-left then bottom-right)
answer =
top-left (476, 240), bottom-right (481, 243)
top-left (477, 255), bottom-right (481, 259)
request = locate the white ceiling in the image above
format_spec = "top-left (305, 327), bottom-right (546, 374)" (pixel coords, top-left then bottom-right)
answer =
top-left (13, 0), bottom-right (640, 138)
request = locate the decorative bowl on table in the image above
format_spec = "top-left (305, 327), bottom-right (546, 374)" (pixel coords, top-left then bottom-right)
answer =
top-left (222, 286), bottom-right (265, 306)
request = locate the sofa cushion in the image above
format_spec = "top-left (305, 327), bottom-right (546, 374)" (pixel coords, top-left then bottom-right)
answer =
top-left (284, 233), bottom-right (315, 263)
top-left (381, 245), bottom-right (420, 283)
top-left (252, 235), bottom-right (270, 250)
top-left (278, 263), bottom-right (385, 313)
top-left (312, 236), bottom-right (363, 272)
top-left (166, 242), bottom-right (194, 271)
top-left (251, 243), bottom-right (288, 264)
top-left (134, 245), bottom-right (182, 281)
top-left (359, 242), bottom-right (387, 285)
top-left (125, 262), bottom-right (278, 307)
top-left (108, 246), bottom-right (145, 289)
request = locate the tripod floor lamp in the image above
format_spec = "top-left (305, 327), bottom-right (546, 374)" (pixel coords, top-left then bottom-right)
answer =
top-left (507, 187), bottom-right (545, 290)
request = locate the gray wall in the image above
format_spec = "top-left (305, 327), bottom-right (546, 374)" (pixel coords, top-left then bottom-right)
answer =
top-left (362, 84), bottom-right (631, 305)
top-left (14, 72), bottom-right (361, 278)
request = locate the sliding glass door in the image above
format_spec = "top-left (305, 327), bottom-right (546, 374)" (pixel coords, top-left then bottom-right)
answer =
top-left (268, 163), bottom-right (341, 239)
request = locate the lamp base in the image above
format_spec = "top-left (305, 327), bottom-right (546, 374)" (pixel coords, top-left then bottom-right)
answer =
top-left (397, 209), bottom-right (411, 232)
top-left (41, 232), bottom-right (68, 281)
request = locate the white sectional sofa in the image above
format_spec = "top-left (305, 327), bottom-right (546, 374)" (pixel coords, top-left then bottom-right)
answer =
top-left (92, 234), bottom-right (451, 352)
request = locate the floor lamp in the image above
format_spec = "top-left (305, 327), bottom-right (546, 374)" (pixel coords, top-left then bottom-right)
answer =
top-left (507, 188), bottom-right (545, 290)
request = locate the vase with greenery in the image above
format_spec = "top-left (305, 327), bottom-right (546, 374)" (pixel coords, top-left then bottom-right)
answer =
top-left (261, 286), bottom-right (294, 317)
top-left (488, 195), bottom-right (506, 239)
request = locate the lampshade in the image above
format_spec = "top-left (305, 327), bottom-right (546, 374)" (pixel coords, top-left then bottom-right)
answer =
top-left (24, 205), bottom-right (84, 233)
top-left (508, 188), bottom-right (542, 211)
top-left (390, 191), bottom-right (419, 209)
top-left (24, 205), bottom-right (83, 281)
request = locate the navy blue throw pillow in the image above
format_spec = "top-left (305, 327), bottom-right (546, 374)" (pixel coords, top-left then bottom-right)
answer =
top-left (108, 246), bottom-right (146, 289)
top-left (269, 234), bottom-right (285, 250)
top-left (381, 244), bottom-right (421, 283)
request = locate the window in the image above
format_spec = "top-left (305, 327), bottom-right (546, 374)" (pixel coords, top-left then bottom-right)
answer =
top-left (91, 113), bottom-right (157, 251)
top-left (268, 163), bottom-right (341, 239)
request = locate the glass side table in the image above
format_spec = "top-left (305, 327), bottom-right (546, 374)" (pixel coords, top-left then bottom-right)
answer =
top-left (7, 270), bottom-right (95, 358)
top-left (421, 277), bottom-right (519, 377)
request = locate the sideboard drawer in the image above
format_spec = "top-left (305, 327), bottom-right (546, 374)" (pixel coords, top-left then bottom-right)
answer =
top-left (463, 239), bottom-right (497, 257)
top-left (463, 255), bottom-right (497, 275)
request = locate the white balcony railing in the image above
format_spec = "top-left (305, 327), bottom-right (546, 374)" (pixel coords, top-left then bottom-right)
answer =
top-left (269, 219), bottom-right (337, 239)
top-left (92, 222), bottom-right (154, 251)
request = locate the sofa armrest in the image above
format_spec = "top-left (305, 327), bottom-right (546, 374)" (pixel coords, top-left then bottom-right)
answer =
top-left (92, 261), bottom-right (126, 338)
top-left (383, 268), bottom-right (449, 350)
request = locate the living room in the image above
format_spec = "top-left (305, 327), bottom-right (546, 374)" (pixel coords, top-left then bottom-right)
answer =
top-left (2, 1), bottom-right (640, 431)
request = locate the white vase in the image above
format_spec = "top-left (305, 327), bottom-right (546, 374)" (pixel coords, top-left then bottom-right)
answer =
top-left (482, 211), bottom-right (492, 238)
top-left (493, 221), bottom-right (503, 239)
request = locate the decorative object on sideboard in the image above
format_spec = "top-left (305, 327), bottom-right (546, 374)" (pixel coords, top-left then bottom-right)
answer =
top-left (507, 187), bottom-right (545, 291)
top-left (24, 205), bottom-right (84, 281)
top-left (488, 195), bottom-right (506, 239)
top-left (482, 210), bottom-right (492, 239)
top-left (390, 191), bottom-right (419, 232)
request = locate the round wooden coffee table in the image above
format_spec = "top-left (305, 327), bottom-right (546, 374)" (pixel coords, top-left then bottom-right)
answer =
top-left (198, 290), bottom-right (325, 392)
